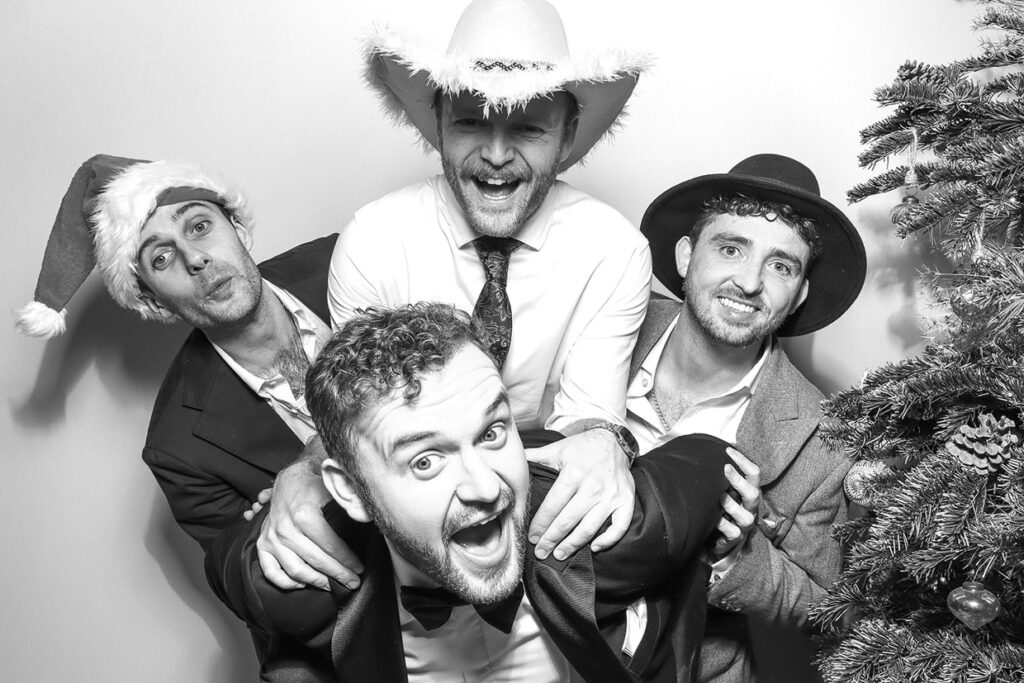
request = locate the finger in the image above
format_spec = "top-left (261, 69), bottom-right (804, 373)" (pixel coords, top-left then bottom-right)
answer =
top-left (724, 465), bottom-right (760, 509)
top-left (528, 476), bottom-right (579, 545)
top-left (256, 546), bottom-right (306, 591)
top-left (262, 538), bottom-right (334, 591)
top-left (243, 509), bottom-right (255, 521)
top-left (590, 498), bottom-right (633, 553)
top-left (549, 504), bottom-right (613, 561)
top-left (716, 517), bottom-right (741, 542)
top-left (725, 447), bottom-right (760, 487)
top-left (534, 490), bottom-right (599, 560)
top-left (257, 488), bottom-right (273, 504)
top-left (721, 494), bottom-right (755, 529)
top-left (274, 527), bottom-right (364, 590)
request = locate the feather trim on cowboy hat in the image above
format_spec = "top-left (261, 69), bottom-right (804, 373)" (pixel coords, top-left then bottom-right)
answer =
top-left (362, 0), bottom-right (652, 172)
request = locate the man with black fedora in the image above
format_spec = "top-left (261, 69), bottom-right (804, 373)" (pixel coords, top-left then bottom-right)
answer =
top-left (630, 153), bottom-right (866, 682)
top-left (252, 0), bottom-right (656, 597)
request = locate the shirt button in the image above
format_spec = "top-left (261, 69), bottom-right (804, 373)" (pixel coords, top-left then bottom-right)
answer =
top-left (641, 378), bottom-right (649, 388)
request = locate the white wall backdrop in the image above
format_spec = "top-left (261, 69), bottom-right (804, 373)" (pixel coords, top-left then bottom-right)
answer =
top-left (1, 1), bottom-right (982, 681)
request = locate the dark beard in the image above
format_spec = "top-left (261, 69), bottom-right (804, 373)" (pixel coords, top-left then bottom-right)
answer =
top-left (366, 486), bottom-right (528, 604)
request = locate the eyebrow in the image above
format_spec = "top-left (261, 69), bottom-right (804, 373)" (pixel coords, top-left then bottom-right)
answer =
top-left (385, 389), bottom-right (511, 461)
top-left (710, 232), bottom-right (806, 272)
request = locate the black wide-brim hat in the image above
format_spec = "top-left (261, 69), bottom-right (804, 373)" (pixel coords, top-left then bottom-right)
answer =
top-left (640, 153), bottom-right (867, 336)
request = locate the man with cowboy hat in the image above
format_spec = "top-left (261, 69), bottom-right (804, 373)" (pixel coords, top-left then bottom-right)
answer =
top-left (15, 154), bottom-right (349, 666)
top-left (631, 153), bottom-right (866, 682)
top-left (209, 302), bottom-right (737, 682)
top-left (254, 0), bottom-right (656, 596)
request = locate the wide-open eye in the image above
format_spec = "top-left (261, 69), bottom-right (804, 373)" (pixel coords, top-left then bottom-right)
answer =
top-left (190, 219), bottom-right (210, 235)
top-left (151, 249), bottom-right (174, 270)
top-left (481, 423), bottom-right (508, 446)
top-left (412, 454), bottom-right (442, 475)
top-left (720, 244), bottom-right (740, 258)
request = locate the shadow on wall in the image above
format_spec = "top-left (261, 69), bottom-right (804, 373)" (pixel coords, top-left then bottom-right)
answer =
top-left (145, 495), bottom-right (259, 682)
top-left (786, 202), bottom-right (950, 397)
top-left (11, 283), bottom-right (187, 429)
top-left (11, 283), bottom-right (258, 682)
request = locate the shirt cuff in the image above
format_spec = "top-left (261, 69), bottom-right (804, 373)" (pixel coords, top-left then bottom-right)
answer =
top-left (708, 544), bottom-right (743, 586)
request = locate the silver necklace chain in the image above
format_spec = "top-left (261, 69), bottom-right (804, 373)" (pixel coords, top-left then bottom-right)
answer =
top-left (648, 388), bottom-right (672, 431)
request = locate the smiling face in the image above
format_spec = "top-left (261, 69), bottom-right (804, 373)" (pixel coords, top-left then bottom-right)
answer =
top-left (437, 91), bottom-right (578, 238)
top-left (324, 344), bottom-right (530, 603)
top-left (677, 213), bottom-right (811, 349)
top-left (135, 200), bottom-right (263, 330)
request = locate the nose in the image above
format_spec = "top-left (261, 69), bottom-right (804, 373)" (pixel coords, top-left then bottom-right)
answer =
top-left (730, 260), bottom-right (764, 295)
top-left (480, 126), bottom-right (514, 167)
top-left (454, 448), bottom-right (502, 504)
top-left (181, 246), bottom-right (211, 274)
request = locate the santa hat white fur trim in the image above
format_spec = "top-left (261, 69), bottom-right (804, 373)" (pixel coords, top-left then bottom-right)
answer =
top-left (92, 161), bottom-right (255, 321)
top-left (13, 301), bottom-right (67, 339)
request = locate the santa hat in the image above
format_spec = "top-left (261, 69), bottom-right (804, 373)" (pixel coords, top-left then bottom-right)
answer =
top-left (15, 155), bottom-right (254, 338)
top-left (363, 0), bottom-right (651, 172)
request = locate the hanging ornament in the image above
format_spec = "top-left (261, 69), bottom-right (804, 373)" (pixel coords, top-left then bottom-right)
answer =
top-left (891, 128), bottom-right (921, 227)
top-left (843, 459), bottom-right (891, 508)
top-left (946, 413), bottom-right (1021, 475)
top-left (947, 581), bottom-right (1001, 630)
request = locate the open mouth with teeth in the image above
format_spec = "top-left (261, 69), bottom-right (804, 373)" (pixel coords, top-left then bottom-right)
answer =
top-left (472, 176), bottom-right (522, 201)
top-left (447, 509), bottom-right (510, 570)
top-left (718, 296), bottom-right (758, 315)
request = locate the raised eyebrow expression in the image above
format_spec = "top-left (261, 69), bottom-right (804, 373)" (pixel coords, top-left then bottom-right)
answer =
top-left (388, 391), bottom-right (512, 463)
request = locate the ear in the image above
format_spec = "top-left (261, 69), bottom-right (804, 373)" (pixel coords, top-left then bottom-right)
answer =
top-left (138, 291), bottom-right (176, 321)
top-left (322, 458), bottom-right (372, 523)
top-left (792, 277), bottom-right (810, 312)
top-left (558, 115), bottom-right (580, 165)
top-left (674, 236), bottom-right (694, 278)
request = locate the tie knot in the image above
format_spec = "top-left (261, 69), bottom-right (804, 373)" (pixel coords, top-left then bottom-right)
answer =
top-left (474, 236), bottom-right (520, 259)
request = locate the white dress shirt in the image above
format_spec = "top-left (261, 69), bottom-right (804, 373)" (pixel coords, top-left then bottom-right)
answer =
top-left (328, 175), bottom-right (652, 431)
top-left (211, 280), bottom-right (331, 445)
top-left (626, 314), bottom-right (771, 453)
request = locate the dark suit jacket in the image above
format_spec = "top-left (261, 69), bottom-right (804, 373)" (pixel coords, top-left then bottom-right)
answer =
top-left (206, 432), bottom-right (734, 683)
top-left (142, 233), bottom-right (339, 552)
top-left (631, 299), bottom-right (849, 683)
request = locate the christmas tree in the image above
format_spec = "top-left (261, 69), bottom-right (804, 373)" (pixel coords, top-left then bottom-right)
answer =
top-left (811, 1), bottom-right (1024, 681)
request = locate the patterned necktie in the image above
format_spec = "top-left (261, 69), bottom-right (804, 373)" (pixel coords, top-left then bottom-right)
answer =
top-left (472, 236), bottom-right (521, 368)
top-left (399, 583), bottom-right (525, 634)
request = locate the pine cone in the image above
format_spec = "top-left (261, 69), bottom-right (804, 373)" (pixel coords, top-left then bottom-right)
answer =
top-left (946, 413), bottom-right (1021, 475)
top-left (898, 60), bottom-right (927, 82)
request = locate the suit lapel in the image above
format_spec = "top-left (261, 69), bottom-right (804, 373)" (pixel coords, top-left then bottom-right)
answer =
top-left (330, 521), bottom-right (407, 682)
top-left (181, 331), bottom-right (303, 474)
top-left (630, 298), bottom-right (682, 380)
top-left (736, 344), bottom-right (819, 486)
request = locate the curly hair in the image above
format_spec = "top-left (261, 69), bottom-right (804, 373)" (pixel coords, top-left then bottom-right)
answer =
top-left (691, 194), bottom-right (823, 265)
top-left (305, 303), bottom-right (493, 480)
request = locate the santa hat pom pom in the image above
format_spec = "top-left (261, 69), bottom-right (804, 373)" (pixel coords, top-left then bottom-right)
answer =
top-left (14, 300), bottom-right (67, 338)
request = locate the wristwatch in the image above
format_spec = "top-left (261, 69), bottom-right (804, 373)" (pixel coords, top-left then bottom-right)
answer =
top-left (588, 422), bottom-right (640, 468)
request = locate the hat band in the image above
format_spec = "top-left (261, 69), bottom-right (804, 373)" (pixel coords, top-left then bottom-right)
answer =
top-left (473, 58), bottom-right (555, 73)
top-left (155, 186), bottom-right (224, 209)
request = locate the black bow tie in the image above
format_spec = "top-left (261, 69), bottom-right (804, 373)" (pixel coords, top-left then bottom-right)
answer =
top-left (399, 583), bottom-right (525, 634)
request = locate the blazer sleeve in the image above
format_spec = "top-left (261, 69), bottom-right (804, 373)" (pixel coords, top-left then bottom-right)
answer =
top-left (204, 506), bottom-right (339, 648)
top-left (593, 433), bottom-right (731, 608)
top-left (143, 444), bottom-right (251, 550)
top-left (707, 431), bottom-right (849, 628)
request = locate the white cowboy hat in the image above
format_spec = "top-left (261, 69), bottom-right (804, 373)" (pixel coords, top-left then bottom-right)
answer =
top-left (362, 0), bottom-right (651, 171)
